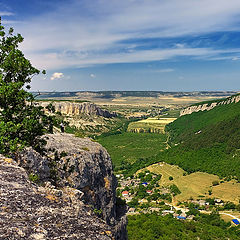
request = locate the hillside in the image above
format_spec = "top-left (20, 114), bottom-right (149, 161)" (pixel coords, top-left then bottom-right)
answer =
top-left (158, 94), bottom-right (240, 181)
top-left (180, 93), bottom-right (240, 116)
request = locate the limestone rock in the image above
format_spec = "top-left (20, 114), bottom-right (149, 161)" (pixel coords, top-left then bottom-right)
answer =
top-left (0, 156), bottom-right (113, 240)
top-left (17, 133), bottom-right (127, 240)
top-left (180, 94), bottom-right (240, 116)
top-left (39, 101), bottom-right (116, 118)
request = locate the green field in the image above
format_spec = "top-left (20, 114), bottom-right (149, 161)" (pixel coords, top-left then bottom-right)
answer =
top-left (128, 117), bottom-right (176, 133)
top-left (97, 132), bottom-right (167, 169)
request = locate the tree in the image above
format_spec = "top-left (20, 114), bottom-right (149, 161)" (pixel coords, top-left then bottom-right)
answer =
top-left (0, 18), bottom-right (54, 156)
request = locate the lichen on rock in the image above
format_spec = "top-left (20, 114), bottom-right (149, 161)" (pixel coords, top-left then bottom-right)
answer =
top-left (0, 156), bottom-right (113, 239)
top-left (5, 133), bottom-right (127, 240)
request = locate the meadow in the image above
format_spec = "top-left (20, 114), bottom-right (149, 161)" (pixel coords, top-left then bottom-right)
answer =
top-left (142, 162), bottom-right (240, 204)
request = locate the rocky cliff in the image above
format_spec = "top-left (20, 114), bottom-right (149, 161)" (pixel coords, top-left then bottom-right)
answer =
top-left (38, 101), bottom-right (116, 118)
top-left (180, 94), bottom-right (240, 116)
top-left (1, 134), bottom-right (127, 240)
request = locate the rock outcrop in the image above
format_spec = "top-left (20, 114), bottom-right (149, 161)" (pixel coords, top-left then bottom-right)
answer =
top-left (1, 134), bottom-right (127, 239)
top-left (180, 94), bottom-right (240, 116)
top-left (0, 156), bottom-right (113, 239)
top-left (38, 101), bottom-right (116, 118)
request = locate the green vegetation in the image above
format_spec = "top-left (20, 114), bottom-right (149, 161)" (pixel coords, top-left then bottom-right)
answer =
top-left (0, 19), bottom-right (54, 155)
top-left (160, 100), bottom-right (240, 181)
top-left (128, 213), bottom-right (240, 240)
top-left (28, 173), bottom-right (40, 183)
top-left (97, 132), bottom-right (167, 170)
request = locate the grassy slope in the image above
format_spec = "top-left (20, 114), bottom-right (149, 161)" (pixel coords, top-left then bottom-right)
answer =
top-left (144, 162), bottom-right (240, 204)
top-left (159, 100), bottom-right (240, 180)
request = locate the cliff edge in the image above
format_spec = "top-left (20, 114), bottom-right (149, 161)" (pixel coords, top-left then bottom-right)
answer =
top-left (39, 101), bottom-right (116, 118)
top-left (1, 134), bottom-right (127, 240)
top-left (180, 94), bottom-right (240, 116)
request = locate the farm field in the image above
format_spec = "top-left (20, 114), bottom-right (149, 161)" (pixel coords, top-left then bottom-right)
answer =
top-left (97, 132), bottom-right (167, 169)
top-left (142, 162), bottom-right (240, 204)
top-left (128, 117), bottom-right (176, 133)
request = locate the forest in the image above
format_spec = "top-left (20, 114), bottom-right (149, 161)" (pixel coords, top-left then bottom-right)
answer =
top-left (128, 213), bottom-right (240, 240)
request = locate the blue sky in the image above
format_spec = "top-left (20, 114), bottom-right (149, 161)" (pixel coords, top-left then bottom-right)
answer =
top-left (1, 0), bottom-right (240, 91)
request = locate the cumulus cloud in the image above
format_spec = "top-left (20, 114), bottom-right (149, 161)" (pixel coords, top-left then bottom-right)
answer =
top-left (50, 72), bottom-right (64, 80)
top-left (90, 74), bottom-right (96, 78)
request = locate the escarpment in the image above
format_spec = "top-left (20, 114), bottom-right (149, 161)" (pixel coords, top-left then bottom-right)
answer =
top-left (1, 134), bottom-right (127, 240)
top-left (39, 101), bottom-right (116, 118)
top-left (180, 94), bottom-right (240, 116)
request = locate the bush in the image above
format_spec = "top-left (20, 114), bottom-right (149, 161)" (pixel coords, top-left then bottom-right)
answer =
top-left (212, 180), bottom-right (219, 186)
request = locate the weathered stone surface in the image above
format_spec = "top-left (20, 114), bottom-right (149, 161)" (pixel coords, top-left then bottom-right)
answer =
top-left (17, 133), bottom-right (127, 240)
top-left (0, 156), bottom-right (113, 240)
top-left (45, 134), bottom-right (118, 225)
top-left (39, 101), bottom-right (116, 118)
top-left (180, 94), bottom-right (240, 116)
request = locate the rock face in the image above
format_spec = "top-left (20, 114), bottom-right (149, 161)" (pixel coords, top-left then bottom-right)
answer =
top-left (180, 94), bottom-right (240, 116)
top-left (0, 156), bottom-right (113, 240)
top-left (39, 101), bottom-right (116, 118)
top-left (17, 133), bottom-right (127, 240)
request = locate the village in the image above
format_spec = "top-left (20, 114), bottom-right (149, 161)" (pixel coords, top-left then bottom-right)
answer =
top-left (116, 169), bottom-right (240, 226)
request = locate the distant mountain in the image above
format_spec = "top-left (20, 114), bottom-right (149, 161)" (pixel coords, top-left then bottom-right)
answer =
top-left (157, 93), bottom-right (240, 180)
top-left (33, 91), bottom-right (237, 99)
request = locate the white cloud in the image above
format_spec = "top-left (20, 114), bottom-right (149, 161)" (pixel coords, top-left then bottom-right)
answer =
top-left (8, 0), bottom-right (240, 70)
top-left (154, 68), bottom-right (175, 73)
top-left (90, 74), bottom-right (96, 78)
top-left (50, 72), bottom-right (64, 80)
top-left (0, 11), bottom-right (14, 16)
top-left (175, 44), bottom-right (185, 49)
top-left (232, 57), bottom-right (239, 61)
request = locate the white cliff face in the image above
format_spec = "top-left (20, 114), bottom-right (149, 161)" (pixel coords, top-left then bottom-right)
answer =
top-left (39, 101), bottom-right (116, 118)
top-left (180, 95), bottom-right (240, 116)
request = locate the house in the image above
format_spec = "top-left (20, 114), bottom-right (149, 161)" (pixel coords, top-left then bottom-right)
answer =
top-left (146, 190), bottom-right (152, 194)
top-left (177, 216), bottom-right (186, 220)
top-left (122, 191), bottom-right (129, 197)
top-left (214, 199), bottom-right (224, 206)
top-left (199, 200), bottom-right (206, 206)
top-left (150, 207), bottom-right (160, 212)
top-left (128, 208), bottom-right (135, 213)
top-left (141, 182), bottom-right (148, 186)
top-left (232, 219), bottom-right (240, 225)
top-left (187, 215), bottom-right (194, 220)
top-left (162, 210), bottom-right (174, 214)
top-left (180, 212), bottom-right (187, 218)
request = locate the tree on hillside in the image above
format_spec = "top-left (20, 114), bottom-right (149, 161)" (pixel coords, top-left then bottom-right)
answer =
top-left (0, 17), bottom-right (54, 156)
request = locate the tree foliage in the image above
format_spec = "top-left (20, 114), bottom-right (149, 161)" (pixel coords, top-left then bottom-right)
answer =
top-left (128, 213), bottom-right (240, 240)
top-left (0, 18), bottom-right (54, 155)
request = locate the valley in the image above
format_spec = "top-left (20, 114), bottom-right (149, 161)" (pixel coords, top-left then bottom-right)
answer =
top-left (36, 91), bottom-right (240, 239)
